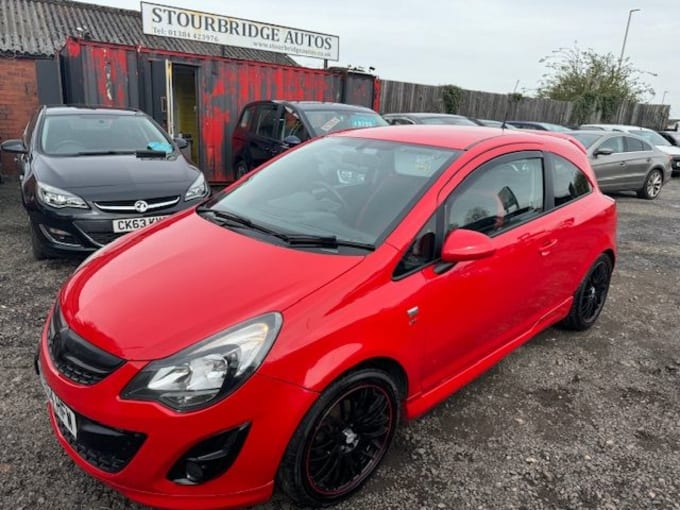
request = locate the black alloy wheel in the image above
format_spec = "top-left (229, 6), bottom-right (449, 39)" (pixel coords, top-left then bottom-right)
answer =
top-left (559, 254), bottom-right (613, 331)
top-left (278, 369), bottom-right (400, 507)
top-left (637, 169), bottom-right (663, 200)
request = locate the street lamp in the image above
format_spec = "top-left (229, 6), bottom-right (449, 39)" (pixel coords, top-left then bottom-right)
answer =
top-left (661, 90), bottom-right (669, 104)
top-left (618, 8), bottom-right (640, 69)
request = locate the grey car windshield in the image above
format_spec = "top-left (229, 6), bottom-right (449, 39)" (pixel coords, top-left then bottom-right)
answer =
top-left (205, 137), bottom-right (459, 247)
top-left (629, 130), bottom-right (670, 146)
top-left (304, 110), bottom-right (388, 136)
top-left (41, 114), bottom-right (173, 156)
top-left (571, 133), bottom-right (601, 148)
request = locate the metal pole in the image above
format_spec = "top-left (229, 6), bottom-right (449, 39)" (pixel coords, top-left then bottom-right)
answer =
top-left (661, 90), bottom-right (668, 104)
top-left (618, 8), bottom-right (640, 69)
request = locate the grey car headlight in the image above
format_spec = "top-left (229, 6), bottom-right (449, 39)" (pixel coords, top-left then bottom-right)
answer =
top-left (122, 313), bottom-right (282, 412)
top-left (36, 182), bottom-right (88, 209)
top-left (185, 172), bottom-right (208, 201)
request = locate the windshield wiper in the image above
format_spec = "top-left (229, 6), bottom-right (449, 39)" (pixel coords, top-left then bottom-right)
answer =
top-left (281, 234), bottom-right (375, 251)
top-left (76, 150), bottom-right (136, 156)
top-left (196, 208), bottom-right (375, 251)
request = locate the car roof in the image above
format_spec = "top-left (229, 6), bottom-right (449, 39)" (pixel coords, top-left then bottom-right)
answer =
top-left (333, 125), bottom-right (585, 152)
top-left (383, 113), bottom-right (469, 119)
top-left (579, 124), bottom-right (651, 132)
top-left (262, 100), bottom-right (377, 113)
top-left (43, 105), bottom-right (140, 116)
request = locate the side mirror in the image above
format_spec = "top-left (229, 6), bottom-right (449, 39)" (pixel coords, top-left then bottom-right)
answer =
top-left (594, 147), bottom-right (614, 157)
top-left (1, 139), bottom-right (27, 154)
top-left (441, 229), bottom-right (495, 262)
top-left (174, 137), bottom-right (189, 149)
top-left (283, 135), bottom-right (302, 148)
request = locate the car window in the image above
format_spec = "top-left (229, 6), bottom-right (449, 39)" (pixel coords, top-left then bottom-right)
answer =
top-left (624, 137), bottom-right (649, 152)
top-left (598, 136), bottom-right (625, 153)
top-left (390, 118), bottom-right (414, 125)
top-left (255, 106), bottom-right (280, 140)
top-left (446, 157), bottom-right (544, 237)
top-left (282, 108), bottom-right (309, 141)
top-left (551, 155), bottom-right (592, 207)
top-left (240, 106), bottom-right (255, 129)
top-left (394, 214), bottom-right (438, 277)
top-left (629, 129), bottom-right (670, 146)
top-left (304, 109), bottom-right (388, 136)
top-left (570, 133), bottom-right (600, 148)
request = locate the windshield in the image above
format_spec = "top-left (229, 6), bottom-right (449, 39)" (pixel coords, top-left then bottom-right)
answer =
top-left (570, 133), bottom-right (601, 148)
top-left (40, 114), bottom-right (173, 156)
top-left (304, 110), bottom-right (388, 136)
top-left (629, 130), bottom-right (670, 146)
top-left (420, 116), bottom-right (477, 126)
top-left (203, 137), bottom-right (459, 248)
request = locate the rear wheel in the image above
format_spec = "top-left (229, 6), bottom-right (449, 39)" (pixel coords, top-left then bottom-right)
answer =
top-left (637, 169), bottom-right (663, 199)
top-left (278, 369), bottom-right (400, 507)
top-left (559, 254), bottom-right (612, 331)
top-left (30, 222), bottom-right (50, 260)
top-left (234, 160), bottom-right (249, 179)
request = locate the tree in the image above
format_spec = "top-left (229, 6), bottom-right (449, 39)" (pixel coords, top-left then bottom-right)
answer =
top-left (537, 44), bottom-right (654, 124)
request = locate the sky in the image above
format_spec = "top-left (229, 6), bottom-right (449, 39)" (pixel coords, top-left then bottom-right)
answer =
top-left (81, 0), bottom-right (679, 116)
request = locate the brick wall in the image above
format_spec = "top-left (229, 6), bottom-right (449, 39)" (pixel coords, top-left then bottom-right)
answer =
top-left (0, 57), bottom-right (39, 175)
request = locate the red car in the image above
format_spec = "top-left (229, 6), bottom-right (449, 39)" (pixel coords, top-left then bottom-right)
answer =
top-left (38, 126), bottom-right (616, 509)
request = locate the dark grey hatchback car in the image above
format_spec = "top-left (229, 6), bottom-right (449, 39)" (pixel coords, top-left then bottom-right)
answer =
top-left (0, 106), bottom-right (209, 259)
top-left (230, 100), bottom-right (387, 178)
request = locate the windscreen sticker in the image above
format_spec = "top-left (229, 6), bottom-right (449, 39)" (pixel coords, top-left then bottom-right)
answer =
top-left (320, 117), bottom-right (342, 132)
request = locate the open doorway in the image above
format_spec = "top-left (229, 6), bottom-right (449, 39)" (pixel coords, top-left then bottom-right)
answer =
top-left (171, 64), bottom-right (199, 163)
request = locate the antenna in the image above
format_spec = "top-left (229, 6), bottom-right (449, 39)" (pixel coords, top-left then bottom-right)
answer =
top-left (501, 80), bottom-right (521, 131)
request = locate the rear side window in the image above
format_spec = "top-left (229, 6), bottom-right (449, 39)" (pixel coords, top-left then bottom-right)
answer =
top-left (552, 155), bottom-right (592, 207)
top-left (624, 137), bottom-right (648, 152)
top-left (446, 156), bottom-right (544, 236)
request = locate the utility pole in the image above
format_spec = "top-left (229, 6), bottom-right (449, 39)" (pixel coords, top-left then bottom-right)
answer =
top-left (618, 9), bottom-right (640, 69)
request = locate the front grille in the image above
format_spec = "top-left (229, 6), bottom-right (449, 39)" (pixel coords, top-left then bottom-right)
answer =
top-left (56, 410), bottom-right (146, 473)
top-left (94, 195), bottom-right (180, 212)
top-left (48, 308), bottom-right (124, 385)
top-left (86, 231), bottom-right (126, 246)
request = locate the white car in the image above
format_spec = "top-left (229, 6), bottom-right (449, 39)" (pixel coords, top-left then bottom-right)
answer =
top-left (580, 124), bottom-right (680, 176)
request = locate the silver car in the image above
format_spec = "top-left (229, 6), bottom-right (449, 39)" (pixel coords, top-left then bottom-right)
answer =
top-left (570, 131), bottom-right (672, 200)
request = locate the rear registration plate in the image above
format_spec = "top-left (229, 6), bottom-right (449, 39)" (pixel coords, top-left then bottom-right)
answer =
top-left (40, 373), bottom-right (78, 439)
top-left (112, 216), bottom-right (167, 233)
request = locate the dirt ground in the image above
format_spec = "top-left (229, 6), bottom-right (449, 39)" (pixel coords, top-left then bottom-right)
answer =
top-left (1, 177), bottom-right (679, 510)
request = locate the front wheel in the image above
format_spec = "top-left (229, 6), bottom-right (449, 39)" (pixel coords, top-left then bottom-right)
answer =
top-left (277, 369), bottom-right (400, 507)
top-left (637, 169), bottom-right (663, 200)
top-left (559, 254), bottom-right (613, 331)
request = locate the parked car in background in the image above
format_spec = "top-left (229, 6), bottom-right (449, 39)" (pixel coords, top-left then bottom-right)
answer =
top-left (658, 130), bottom-right (680, 146)
top-left (472, 119), bottom-right (519, 129)
top-left (383, 112), bottom-right (478, 126)
top-left (231, 101), bottom-right (387, 179)
top-left (506, 120), bottom-right (571, 132)
top-left (38, 125), bottom-right (616, 510)
top-left (569, 130), bottom-right (671, 199)
top-left (0, 105), bottom-right (208, 260)
top-left (580, 124), bottom-right (680, 176)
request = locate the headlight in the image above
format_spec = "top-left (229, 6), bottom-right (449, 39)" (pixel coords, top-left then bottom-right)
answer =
top-left (122, 313), bottom-right (282, 411)
top-left (36, 182), bottom-right (88, 209)
top-left (185, 172), bottom-right (208, 201)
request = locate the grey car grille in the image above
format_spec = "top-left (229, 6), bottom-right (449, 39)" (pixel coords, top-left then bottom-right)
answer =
top-left (94, 196), bottom-right (180, 212)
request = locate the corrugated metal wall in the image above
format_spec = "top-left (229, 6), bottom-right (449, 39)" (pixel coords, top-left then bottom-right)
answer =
top-left (59, 38), bottom-right (380, 182)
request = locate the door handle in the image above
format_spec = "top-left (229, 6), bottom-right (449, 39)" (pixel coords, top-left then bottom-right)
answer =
top-left (539, 239), bottom-right (558, 256)
top-left (619, 161), bottom-right (626, 166)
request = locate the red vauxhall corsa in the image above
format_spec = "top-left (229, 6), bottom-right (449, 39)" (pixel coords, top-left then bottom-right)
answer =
top-left (38, 126), bottom-right (616, 509)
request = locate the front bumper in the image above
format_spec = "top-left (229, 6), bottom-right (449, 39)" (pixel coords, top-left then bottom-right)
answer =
top-left (27, 199), bottom-right (200, 255)
top-left (37, 316), bottom-right (318, 509)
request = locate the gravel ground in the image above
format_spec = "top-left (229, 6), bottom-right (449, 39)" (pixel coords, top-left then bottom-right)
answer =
top-left (1, 177), bottom-right (679, 510)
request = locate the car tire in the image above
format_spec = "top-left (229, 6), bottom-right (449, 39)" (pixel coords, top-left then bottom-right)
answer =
top-left (637, 168), bottom-right (664, 200)
top-left (277, 369), bottom-right (400, 507)
top-left (558, 254), bottom-right (613, 331)
top-left (234, 160), bottom-right (249, 179)
top-left (30, 222), bottom-right (50, 260)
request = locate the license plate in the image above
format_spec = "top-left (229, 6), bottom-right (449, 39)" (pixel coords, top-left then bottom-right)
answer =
top-left (112, 215), bottom-right (167, 233)
top-left (40, 373), bottom-right (78, 439)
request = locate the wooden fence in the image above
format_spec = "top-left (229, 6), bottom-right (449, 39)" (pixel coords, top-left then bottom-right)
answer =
top-left (379, 80), bottom-right (670, 129)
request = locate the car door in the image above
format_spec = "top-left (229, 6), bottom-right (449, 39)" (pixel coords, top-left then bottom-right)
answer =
top-left (623, 136), bottom-right (656, 188)
top-left (402, 151), bottom-right (551, 390)
top-left (249, 103), bottom-right (285, 168)
top-left (589, 135), bottom-right (628, 191)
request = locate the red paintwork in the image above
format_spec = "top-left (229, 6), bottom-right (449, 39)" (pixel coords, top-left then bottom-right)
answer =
top-left (41, 126), bottom-right (617, 509)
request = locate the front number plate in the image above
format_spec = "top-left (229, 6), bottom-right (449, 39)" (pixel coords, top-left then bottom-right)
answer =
top-left (112, 215), bottom-right (168, 233)
top-left (40, 373), bottom-right (78, 439)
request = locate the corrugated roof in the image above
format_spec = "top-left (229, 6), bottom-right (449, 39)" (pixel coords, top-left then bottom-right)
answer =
top-left (0, 0), bottom-right (298, 65)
